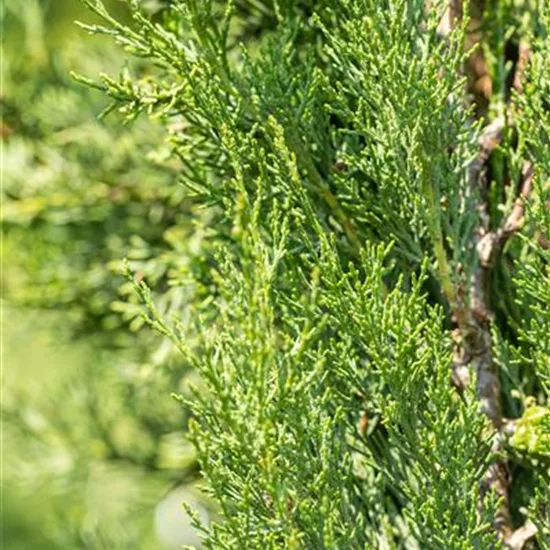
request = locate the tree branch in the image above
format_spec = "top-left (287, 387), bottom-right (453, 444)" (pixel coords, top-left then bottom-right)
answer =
top-left (447, 15), bottom-right (541, 543)
top-left (505, 521), bottom-right (538, 550)
top-left (478, 160), bottom-right (534, 268)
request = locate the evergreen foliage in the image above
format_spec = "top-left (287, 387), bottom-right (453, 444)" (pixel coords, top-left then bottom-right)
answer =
top-left (79, 0), bottom-right (549, 547)
top-left (3, 0), bottom-right (550, 548)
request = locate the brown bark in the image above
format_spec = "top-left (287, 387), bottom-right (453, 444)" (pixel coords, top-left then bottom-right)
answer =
top-left (443, 2), bottom-right (537, 547)
top-left (451, 118), bottom-right (512, 540)
top-left (505, 521), bottom-right (538, 550)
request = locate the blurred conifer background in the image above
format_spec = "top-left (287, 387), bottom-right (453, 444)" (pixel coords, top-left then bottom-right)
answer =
top-left (2, 1), bottom-right (208, 548)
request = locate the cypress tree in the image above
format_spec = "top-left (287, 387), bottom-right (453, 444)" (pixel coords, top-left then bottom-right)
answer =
top-left (7, 0), bottom-right (550, 548)
top-left (80, 0), bottom-right (550, 547)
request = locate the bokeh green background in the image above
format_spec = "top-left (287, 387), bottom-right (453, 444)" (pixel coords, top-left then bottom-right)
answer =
top-left (1, 1), bottom-right (209, 547)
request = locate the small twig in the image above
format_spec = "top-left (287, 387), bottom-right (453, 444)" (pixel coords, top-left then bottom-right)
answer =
top-left (500, 161), bottom-right (534, 237)
top-left (505, 521), bottom-right (538, 550)
top-left (478, 161), bottom-right (534, 268)
top-left (468, 116), bottom-right (506, 188)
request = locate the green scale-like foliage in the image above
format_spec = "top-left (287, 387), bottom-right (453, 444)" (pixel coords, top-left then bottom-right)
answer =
top-left (77, 0), bottom-right (550, 547)
top-left (4, 0), bottom-right (550, 548)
